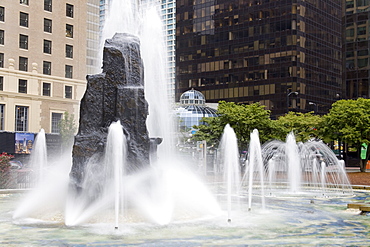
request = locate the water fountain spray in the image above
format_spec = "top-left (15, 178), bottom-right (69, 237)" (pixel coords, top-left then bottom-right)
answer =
top-left (219, 124), bottom-right (240, 222)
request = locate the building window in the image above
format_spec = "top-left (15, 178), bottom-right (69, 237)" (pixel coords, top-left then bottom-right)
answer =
top-left (0, 104), bottom-right (4, 130)
top-left (65, 65), bottom-right (72, 78)
top-left (43, 82), bottom-right (50, 96)
top-left (44, 0), bottom-right (52, 12)
top-left (0, 53), bottom-right (3, 68)
top-left (66, 24), bottom-right (73, 38)
top-left (51, 112), bottom-right (62, 133)
top-left (18, 79), bottom-right (27, 93)
top-left (0, 30), bottom-right (4, 45)
top-left (19, 34), bottom-right (28, 49)
top-left (20, 12), bottom-right (28, 27)
top-left (15, 106), bottom-right (28, 132)
top-left (44, 18), bottom-right (52, 33)
top-left (19, 57), bottom-right (28, 71)
top-left (20, 0), bottom-right (29, 6)
top-left (0, 7), bottom-right (4, 22)
top-left (66, 4), bottom-right (74, 18)
top-left (65, 85), bottom-right (72, 98)
top-left (43, 61), bottom-right (51, 75)
top-left (0, 76), bottom-right (3, 91)
top-left (43, 39), bottom-right (51, 54)
top-left (66, 44), bottom-right (73, 58)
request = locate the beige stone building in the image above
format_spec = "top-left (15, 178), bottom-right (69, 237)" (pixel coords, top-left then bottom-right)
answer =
top-left (0, 0), bottom-right (99, 135)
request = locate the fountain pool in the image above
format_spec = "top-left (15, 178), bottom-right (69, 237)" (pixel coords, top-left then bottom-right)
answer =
top-left (2, 125), bottom-right (370, 245)
top-left (1, 189), bottom-right (370, 246)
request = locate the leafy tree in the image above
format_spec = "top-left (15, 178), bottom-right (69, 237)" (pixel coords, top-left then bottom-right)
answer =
top-left (274, 112), bottom-right (323, 142)
top-left (192, 101), bottom-right (274, 148)
top-left (58, 112), bottom-right (77, 150)
top-left (321, 98), bottom-right (370, 172)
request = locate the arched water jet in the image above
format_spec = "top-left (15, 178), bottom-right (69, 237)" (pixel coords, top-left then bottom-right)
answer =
top-left (260, 132), bottom-right (353, 196)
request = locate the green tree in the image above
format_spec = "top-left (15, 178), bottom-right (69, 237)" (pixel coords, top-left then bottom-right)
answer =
top-left (192, 101), bottom-right (274, 148)
top-left (58, 112), bottom-right (77, 150)
top-left (321, 98), bottom-right (370, 172)
top-left (274, 111), bottom-right (322, 142)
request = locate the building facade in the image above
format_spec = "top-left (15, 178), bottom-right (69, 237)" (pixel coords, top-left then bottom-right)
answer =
top-left (176, 0), bottom-right (343, 117)
top-left (161, 0), bottom-right (177, 102)
top-left (87, 0), bottom-right (100, 75)
top-left (0, 0), bottom-right (90, 135)
top-left (344, 0), bottom-right (370, 99)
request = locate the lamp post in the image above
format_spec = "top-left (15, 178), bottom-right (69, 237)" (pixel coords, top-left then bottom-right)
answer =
top-left (309, 101), bottom-right (318, 113)
top-left (286, 90), bottom-right (299, 113)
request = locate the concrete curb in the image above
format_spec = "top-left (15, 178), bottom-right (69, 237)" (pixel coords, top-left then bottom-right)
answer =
top-left (0, 189), bottom-right (30, 194)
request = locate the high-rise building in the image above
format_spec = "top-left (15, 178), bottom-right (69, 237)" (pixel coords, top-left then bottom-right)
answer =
top-left (0, 0), bottom-right (97, 134)
top-left (176, 0), bottom-right (343, 117)
top-left (160, 0), bottom-right (176, 102)
top-left (344, 0), bottom-right (370, 99)
top-left (87, 0), bottom-right (100, 74)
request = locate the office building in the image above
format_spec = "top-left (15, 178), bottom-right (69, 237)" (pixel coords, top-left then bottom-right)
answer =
top-left (176, 0), bottom-right (343, 117)
top-left (344, 0), bottom-right (370, 99)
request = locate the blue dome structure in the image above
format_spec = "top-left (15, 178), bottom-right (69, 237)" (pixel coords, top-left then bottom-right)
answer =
top-left (176, 89), bottom-right (218, 130)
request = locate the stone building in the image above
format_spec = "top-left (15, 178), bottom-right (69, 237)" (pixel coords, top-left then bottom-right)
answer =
top-left (0, 0), bottom-right (99, 135)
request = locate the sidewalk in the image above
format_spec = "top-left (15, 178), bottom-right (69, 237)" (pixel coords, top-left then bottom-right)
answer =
top-left (346, 167), bottom-right (370, 173)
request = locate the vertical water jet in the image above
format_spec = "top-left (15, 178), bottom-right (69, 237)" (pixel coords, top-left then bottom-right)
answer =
top-left (30, 129), bottom-right (47, 185)
top-left (219, 124), bottom-right (240, 221)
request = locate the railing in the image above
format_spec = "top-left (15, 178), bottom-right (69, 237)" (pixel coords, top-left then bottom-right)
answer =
top-left (0, 170), bottom-right (35, 189)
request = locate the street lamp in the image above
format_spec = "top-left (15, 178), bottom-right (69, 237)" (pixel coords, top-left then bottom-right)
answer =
top-left (286, 91), bottom-right (299, 113)
top-left (309, 101), bottom-right (318, 113)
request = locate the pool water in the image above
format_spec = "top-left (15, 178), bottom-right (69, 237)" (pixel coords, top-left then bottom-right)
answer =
top-left (1, 191), bottom-right (370, 246)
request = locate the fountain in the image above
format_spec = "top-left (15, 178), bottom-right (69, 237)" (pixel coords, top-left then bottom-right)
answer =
top-left (1, 0), bottom-right (369, 245)
top-left (258, 132), bottom-right (353, 196)
top-left (217, 124), bottom-right (241, 222)
top-left (29, 129), bottom-right (47, 185)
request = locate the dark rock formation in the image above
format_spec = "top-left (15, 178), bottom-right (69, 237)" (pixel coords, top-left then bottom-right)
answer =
top-left (70, 33), bottom-right (150, 190)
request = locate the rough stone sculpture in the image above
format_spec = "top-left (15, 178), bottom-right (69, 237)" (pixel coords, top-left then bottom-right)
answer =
top-left (70, 33), bottom-right (150, 191)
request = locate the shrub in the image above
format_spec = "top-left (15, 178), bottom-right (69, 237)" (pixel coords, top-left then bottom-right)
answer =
top-left (0, 152), bottom-right (14, 173)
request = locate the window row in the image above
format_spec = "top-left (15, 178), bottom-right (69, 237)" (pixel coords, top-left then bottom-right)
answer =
top-left (0, 51), bottom-right (73, 77)
top-left (0, 9), bottom-right (74, 37)
top-left (16, 34), bottom-right (73, 57)
top-left (44, 19), bottom-right (74, 38)
top-left (15, 56), bottom-right (73, 77)
top-left (0, 76), bottom-right (73, 99)
top-left (0, 104), bottom-right (64, 133)
top-left (18, 0), bottom-right (74, 17)
top-left (0, 29), bottom-right (74, 48)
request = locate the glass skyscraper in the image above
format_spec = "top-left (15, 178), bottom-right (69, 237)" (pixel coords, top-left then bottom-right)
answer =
top-left (344, 0), bottom-right (370, 99)
top-left (176, 0), bottom-right (343, 117)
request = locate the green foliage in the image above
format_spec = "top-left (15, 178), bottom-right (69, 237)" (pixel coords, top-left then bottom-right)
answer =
top-left (192, 101), bottom-right (274, 148)
top-left (321, 98), bottom-right (370, 146)
top-left (274, 112), bottom-right (322, 142)
top-left (321, 98), bottom-right (370, 171)
top-left (58, 112), bottom-right (77, 149)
